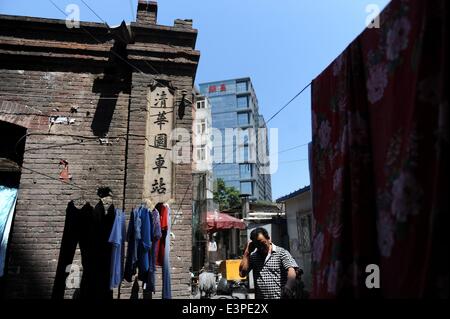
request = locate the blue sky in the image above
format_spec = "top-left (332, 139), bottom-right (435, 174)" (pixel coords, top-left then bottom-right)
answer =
top-left (0, 0), bottom-right (390, 200)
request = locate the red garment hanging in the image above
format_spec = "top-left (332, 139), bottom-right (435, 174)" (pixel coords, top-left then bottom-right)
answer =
top-left (311, 0), bottom-right (448, 298)
top-left (155, 203), bottom-right (169, 267)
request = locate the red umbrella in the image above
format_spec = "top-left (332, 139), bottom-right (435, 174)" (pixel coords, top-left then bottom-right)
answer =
top-left (205, 211), bottom-right (246, 233)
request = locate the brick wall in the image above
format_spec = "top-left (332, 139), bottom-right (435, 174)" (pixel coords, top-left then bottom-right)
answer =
top-left (0, 68), bottom-right (129, 298)
top-left (0, 2), bottom-right (199, 299)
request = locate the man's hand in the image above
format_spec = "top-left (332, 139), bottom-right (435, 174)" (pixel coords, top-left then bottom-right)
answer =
top-left (281, 278), bottom-right (297, 299)
top-left (244, 241), bottom-right (255, 256)
top-left (282, 268), bottom-right (308, 299)
top-left (240, 241), bottom-right (254, 277)
top-left (282, 268), bottom-right (298, 299)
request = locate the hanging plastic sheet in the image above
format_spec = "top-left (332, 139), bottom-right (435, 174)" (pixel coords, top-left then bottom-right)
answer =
top-left (0, 185), bottom-right (18, 277)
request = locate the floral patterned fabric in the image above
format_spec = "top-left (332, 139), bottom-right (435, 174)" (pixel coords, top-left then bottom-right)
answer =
top-left (311, 0), bottom-right (448, 298)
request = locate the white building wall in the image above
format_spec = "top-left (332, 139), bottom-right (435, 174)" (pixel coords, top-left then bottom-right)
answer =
top-left (284, 190), bottom-right (313, 290)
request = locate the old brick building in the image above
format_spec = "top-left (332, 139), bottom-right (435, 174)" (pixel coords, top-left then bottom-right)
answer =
top-left (0, 1), bottom-right (199, 298)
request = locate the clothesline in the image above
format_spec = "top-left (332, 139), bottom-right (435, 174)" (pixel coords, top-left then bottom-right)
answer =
top-left (53, 199), bottom-right (172, 299)
top-left (266, 82), bottom-right (312, 124)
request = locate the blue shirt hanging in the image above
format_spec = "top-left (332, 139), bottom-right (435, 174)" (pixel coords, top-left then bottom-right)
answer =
top-left (108, 209), bottom-right (126, 289)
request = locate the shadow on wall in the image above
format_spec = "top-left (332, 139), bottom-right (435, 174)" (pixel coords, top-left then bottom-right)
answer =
top-left (1, 223), bottom-right (51, 298)
top-left (91, 36), bottom-right (131, 137)
top-left (0, 123), bottom-right (49, 298)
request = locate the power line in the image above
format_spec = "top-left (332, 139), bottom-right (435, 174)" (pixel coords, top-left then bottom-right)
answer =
top-left (8, 1), bottom-right (312, 217)
top-left (171, 180), bottom-right (192, 228)
top-left (20, 0), bottom-right (197, 115)
top-left (16, 131), bottom-right (212, 162)
top-left (0, 92), bottom-right (194, 117)
top-left (83, 0), bottom-right (201, 115)
top-left (12, 132), bottom-right (174, 194)
top-left (80, 0), bottom-right (162, 76)
top-left (79, 0), bottom-right (107, 25)
top-left (193, 141), bottom-right (309, 157)
top-left (5, 118), bottom-right (309, 158)
top-left (0, 92), bottom-right (178, 115)
top-left (79, 0), bottom-right (200, 95)
top-left (12, 0), bottom-right (201, 215)
top-left (278, 143), bottom-right (309, 154)
top-left (19, 165), bottom-right (88, 191)
top-left (279, 158), bottom-right (308, 164)
top-left (13, 132), bottom-right (173, 156)
top-left (14, 133), bottom-right (91, 191)
top-left (171, 162), bottom-right (222, 227)
top-left (0, 92), bottom-right (133, 101)
top-left (266, 82), bottom-right (311, 124)
top-left (49, 0), bottom-right (161, 84)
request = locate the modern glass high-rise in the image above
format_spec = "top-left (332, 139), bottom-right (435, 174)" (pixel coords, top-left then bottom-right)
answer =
top-left (199, 77), bottom-right (272, 201)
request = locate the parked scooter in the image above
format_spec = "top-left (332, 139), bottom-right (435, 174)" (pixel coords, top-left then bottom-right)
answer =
top-left (212, 277), bottom-right (248, 299)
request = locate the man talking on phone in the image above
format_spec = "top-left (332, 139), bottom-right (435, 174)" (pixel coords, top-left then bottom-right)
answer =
top-left (239, 227), bottom-right (298, 299)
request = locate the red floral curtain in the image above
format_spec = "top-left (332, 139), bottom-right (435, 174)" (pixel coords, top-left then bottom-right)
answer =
top-left (311, 0), bottom-right (448, 298)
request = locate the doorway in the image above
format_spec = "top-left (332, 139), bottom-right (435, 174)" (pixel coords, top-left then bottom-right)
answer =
top-left (0, 120), bottom-right (26, 297)
top-left (0, 120), bottom-right (26, 187)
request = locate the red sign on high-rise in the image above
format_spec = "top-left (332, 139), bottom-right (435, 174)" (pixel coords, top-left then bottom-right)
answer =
top-left (209, 84), bottom-right (227, 93)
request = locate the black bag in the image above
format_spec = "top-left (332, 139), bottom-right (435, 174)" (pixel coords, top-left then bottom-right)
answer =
top-left (281, 269), bottom-right (310, 299)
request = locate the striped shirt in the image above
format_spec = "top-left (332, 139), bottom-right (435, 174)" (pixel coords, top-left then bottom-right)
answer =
top-left (249, 244), bottom-right (298, 299)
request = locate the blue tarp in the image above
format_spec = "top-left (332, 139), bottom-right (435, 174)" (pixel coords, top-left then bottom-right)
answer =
top-left (0, 185), bottom-right (18, 277)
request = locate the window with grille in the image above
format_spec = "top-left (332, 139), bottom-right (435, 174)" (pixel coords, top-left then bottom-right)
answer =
top-left (297, 214), bottom-right (312, 253)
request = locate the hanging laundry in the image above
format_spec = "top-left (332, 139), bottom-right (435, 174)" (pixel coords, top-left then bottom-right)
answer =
top-left (124, 209), bottom-right (137, 282)
top-left (154, 203), bottom-right (172, 299)
top-left (162, 204), bottom-right (172, 299)
top-left (59, 159), bottom-right (72, 181)
top-left (146, 207), bottom-right (162, 292)
top-left (152, 207), bottom-right (162, 241)
top-left (137, 205), bottom-right (152, 283)
top-left (155, 203), bottom-right (169, 267)
top-left (52, 200), bottom-right (116, 299)
top-left (123, 203), bottom-right (172, 298)
top-left (108, 208), bottom-right (126, 289)
top-left (311, 0), bottom-right (449, 298)
top-left (133, 206), bottom-right (142, 267)
top-left (124, 206), bottom-right (148, 283)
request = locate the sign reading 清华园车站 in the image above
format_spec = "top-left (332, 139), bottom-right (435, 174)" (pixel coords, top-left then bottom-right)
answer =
top-left (143, 83), bottom-right (175, 204)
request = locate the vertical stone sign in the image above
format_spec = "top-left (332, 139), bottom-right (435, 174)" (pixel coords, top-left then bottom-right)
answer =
top-left (143, 83), bottom-right (175, 204)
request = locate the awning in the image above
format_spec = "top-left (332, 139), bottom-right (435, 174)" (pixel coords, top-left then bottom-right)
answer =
top-left (205, 211), bottom-right (246, 233)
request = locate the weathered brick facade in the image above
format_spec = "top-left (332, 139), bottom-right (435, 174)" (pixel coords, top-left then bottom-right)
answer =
top-left (0, 1), bottom-right (199, 298)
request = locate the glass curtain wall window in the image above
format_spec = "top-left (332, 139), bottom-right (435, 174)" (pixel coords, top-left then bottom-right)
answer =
top-left (238, 112), bottom-right (250, 126)
top-left (236, 81), bottom-right (248, 93)
top-left (237, 96), bottom-right (249, 109)
top-left (239, 144), bottom-right (249, 162)
top-left (239, 164), bottom-right (252, 179)
top-left (240, 181), bottom-right (253, 195)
